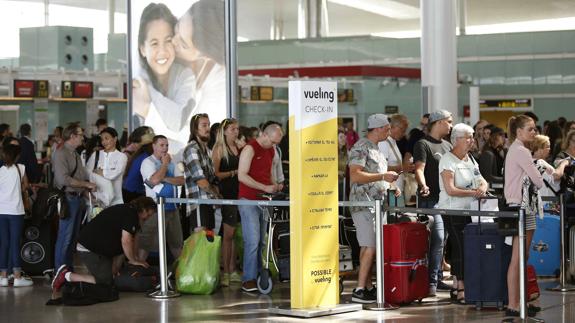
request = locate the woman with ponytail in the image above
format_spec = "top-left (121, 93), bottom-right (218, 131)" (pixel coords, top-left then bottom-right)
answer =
top-left (503, 115), bottom-right (543, 318)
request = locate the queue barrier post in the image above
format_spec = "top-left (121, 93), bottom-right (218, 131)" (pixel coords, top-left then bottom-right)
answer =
top-left (365, 199), bottom-right (398, 311)
top-left (148, 197), bottom-right (180, 299)
top-left (548, 193), bottom-right (575, 292)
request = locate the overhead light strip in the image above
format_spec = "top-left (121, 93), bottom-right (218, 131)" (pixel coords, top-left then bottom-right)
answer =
top-left (328, 0), bottom-right (419, 20)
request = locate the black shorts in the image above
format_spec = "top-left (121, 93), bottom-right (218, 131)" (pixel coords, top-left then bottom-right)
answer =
top-left (221, 205), bottom-right (239, 226)
top-left (78, 251), bottom-right (113, 285)
top-left (122, 189), bottom-right (144, 203)
top-left (190, 204), bottom-right (215, 230)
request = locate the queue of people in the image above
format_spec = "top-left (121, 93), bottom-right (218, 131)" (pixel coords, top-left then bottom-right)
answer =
top-left (348, 111), bottom-right (575, 319)
top-left (0, 111), bottom-right (287, 302)
top-left (1, 109), bottom-right (574, 319)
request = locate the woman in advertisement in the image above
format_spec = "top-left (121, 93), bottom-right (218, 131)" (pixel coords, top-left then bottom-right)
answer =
top-left (172, 0), bottom-right (227, 127)
top-left (133, 2), bottom-right (196, 154)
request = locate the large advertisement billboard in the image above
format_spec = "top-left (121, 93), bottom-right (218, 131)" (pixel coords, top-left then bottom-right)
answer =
top-left (129, 0), bottom-right (227, 154)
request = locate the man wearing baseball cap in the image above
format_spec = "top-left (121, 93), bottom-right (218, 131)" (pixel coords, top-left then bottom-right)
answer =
top-left (413, 109), bottom-right (453, 296)
top-left (348, 113), bottom-right (400, 303)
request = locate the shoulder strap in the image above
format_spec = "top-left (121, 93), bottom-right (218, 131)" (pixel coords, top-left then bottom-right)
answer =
top-left (93, 151), bottom-right (100, 171)
top-left (543, 178), bottom-right (560, 196)
top-left (62, 154), bottom-right (79, 192)
top-left (468, 153), bottom-right (479, 168)
top-left (15, 164), bottom-right (24, 187)
top-left (386, 139), bottom-right (403, 170)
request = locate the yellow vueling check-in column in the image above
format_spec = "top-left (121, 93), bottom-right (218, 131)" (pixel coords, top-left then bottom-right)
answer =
top-left (289, 81), bottom-right (339, 308)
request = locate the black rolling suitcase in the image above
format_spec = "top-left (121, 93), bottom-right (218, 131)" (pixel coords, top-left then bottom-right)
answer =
top-left (276, 222), bottom-right (290, 282)
top-left (464, 222), bottom-right (512, 310)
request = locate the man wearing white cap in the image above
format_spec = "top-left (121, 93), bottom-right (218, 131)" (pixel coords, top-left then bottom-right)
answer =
top-left (348, 113), bottom-right (400, 303)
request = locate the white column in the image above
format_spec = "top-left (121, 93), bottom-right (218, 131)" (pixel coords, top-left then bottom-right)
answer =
top-left (469, 86), bottom-right (480, 126)
top-left (44, 0), bottom-right (49, 26)
top-left (298, 0), bottom-right (328, 39)
top-left (458, 0), bottom-right (467, 36)
top-left (298, 0), bottom-right (308, 38)
top-left (109, 0), bottom-right (115, 35)
top-left (270, 0), bottom-right (284, 40)
top-left (420, 0), bottom-right (458, 118)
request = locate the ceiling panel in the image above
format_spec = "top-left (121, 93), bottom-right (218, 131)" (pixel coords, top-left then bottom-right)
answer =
top-left (12, 0), bottom-right (575, 41)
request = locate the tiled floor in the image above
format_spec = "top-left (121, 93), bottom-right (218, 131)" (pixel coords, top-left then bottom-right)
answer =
top-left (1, 277), bottom-right (574, 322)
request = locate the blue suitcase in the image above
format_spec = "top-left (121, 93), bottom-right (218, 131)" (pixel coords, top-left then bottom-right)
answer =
top-left (464, 222), bottom-right (512, 310)
top-left (528, 214), bottom-right (560, 276)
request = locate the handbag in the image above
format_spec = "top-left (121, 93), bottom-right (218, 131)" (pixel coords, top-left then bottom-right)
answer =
top-left (496, 197), bottom-right (519, 236)
top-left (15, 165), bottom-right (32, 217)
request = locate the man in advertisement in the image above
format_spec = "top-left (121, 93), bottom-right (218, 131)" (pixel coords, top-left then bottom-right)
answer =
top-left (348, 114), bottom-right (400, 303)
top-left (237, 123), bottom-right (283, 293)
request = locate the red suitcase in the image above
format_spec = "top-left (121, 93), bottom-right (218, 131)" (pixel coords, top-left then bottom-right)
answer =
top-left (383, 222), bottom-right (429, 304)
top-left (527, 265), bottom-right (540, 301)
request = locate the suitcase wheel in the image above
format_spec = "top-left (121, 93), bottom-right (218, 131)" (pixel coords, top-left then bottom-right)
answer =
top-left (339, 278), bottom-right (344, 295)
top-left (475, 302), bottom-right (482, 311)
top-left (418, 299), bottom-right (423, 303)
top-left (497, 302), bottom-right (504, 311)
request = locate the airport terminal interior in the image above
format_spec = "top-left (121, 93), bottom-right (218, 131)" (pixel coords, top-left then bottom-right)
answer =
top-left (1, 0), bottom-right (575, 322)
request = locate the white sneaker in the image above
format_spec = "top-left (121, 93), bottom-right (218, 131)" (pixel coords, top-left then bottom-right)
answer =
top-left (0, 277), bottom-right (8, 287)
top-left (13, 276), bottom-right (33, 287)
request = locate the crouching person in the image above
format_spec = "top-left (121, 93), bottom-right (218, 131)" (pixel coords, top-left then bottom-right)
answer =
top-left (51, 197), bottom-right (156, 293)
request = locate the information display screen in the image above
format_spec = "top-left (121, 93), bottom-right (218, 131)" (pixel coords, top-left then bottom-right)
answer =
top-left (259, 86), bottom-right (274, 101)
top-left (74, 82), bottom-right (93, 98)
top-left (14, 80), bottom-right (49, 98)
top-left (61, 81), bottom-right (93, 98)
top-left (337, 89), bottom-right (354, 102)
top-left (14, 80), bottom-right (35, 97)
top-left (480, 99), bottom-right (531, 109)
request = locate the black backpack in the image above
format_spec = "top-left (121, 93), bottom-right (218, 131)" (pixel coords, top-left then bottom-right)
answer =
top-left (114, 264), bottom-right (158, 292)
top-left (61, 282), bottom-right (119, 306)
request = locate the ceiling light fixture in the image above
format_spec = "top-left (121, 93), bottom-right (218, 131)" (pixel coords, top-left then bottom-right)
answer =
top-left (328, 0), bottom-right (419, 20)
top-left (371, 16), bottom-right (575, 38)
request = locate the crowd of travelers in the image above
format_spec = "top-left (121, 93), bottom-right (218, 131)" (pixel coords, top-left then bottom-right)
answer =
top-left (0, 109), bottom-right (573, 318)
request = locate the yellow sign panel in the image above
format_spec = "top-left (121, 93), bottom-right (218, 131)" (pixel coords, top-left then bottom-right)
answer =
top-left (289, 81), bottom-right (339, 308)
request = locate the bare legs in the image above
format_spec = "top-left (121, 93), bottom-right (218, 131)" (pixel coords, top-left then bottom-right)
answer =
top-left (356, 246), bottom-right (375, 289)
top-left (222, 223), bottom-right (237, 275)
top-left (507, 229), bottom-right (535, 310)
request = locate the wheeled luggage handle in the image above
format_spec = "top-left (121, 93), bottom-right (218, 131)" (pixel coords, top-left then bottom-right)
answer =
top-left (475, 195), bottom-right (500, 235)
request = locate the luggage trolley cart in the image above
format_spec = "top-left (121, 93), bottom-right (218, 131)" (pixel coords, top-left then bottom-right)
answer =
top-left (257, 192), bottom-right (290, 294)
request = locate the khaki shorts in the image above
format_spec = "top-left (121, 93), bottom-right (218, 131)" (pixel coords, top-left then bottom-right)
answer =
top-left (351, 210), bottom-right (375, 248)
top-left (137, 210), bottom-right (183, 252)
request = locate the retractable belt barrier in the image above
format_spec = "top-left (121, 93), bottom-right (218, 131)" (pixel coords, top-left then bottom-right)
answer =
top-left (384, 203), bottom-right (538, 321)
top-left (150, 197), bottom-right (534, 320)
top-left (540, 195), bottom-right (575, 293)
top-left (148, 197), bottom-right (373, 300)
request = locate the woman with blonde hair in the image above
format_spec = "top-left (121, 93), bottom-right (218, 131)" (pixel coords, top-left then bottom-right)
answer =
top-left (212, 118), bottom-right (242, 286)
top-left (503, 115), bottom-right (546, 317)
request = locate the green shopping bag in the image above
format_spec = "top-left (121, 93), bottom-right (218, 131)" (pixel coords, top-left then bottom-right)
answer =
top-left (176, 230), bottom-right (221, 294)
